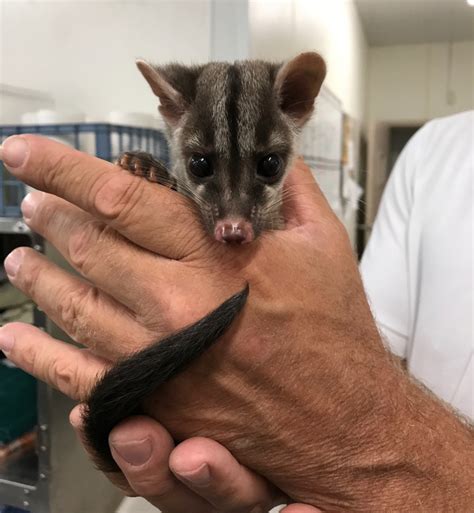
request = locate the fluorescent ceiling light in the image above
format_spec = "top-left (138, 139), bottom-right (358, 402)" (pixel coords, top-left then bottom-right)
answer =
top-left (467, 0), bottom-right (474, 6)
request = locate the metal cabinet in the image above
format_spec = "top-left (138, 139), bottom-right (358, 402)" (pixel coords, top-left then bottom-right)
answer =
top-left (0, 222), bottom-right (123, 513)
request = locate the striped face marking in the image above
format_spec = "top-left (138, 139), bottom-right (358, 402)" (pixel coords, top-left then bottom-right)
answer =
top-left (141, 53), bottom-right (326, 240)
top-left (173, 62), bottom-right (294, 238)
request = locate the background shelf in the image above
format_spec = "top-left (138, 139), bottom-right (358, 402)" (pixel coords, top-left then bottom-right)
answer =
top-left (0, 122), bottom-right (170, 512)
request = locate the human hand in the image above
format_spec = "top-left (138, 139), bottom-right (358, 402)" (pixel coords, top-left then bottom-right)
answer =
top-left (70, 407), bottom-right (321, 513)
top-left (0, 135), bottom-right (301, 512)
top-left (0, 135), bottom-right (375, 507)
top-left (2, 135), bottom-right (471, 511)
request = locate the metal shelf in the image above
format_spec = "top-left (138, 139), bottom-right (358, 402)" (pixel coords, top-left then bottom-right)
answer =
top-left (0, 370), bottom-right (49, 513)
top-left (0, 446), bottom-right (39, 511)
top-left (1, 233), bottom-right (123, 513)
top-left (0, 122), bottom-right (168, 511)
top-left (0, 446), bottom-right (37, 487)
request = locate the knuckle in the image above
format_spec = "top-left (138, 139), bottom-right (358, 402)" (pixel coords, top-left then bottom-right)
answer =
top-left (57, 284), bottom-right (97, 343)
top-left (93, 172), bottom-right (146, 224)
top-left (48, 355), bottom-right (83, 399)
top-left (19, 249), bottom-right (42, 294)
top-left (45, 152), bottom-right (82, 192)
top-left (29, 193), bottom-right (53, 226)
top-left (175, 229), bottom-right (212, 262)
top-left (67, 220), bottom-right (105, 273)
top-left (22, 338), bottom-right (41, 375)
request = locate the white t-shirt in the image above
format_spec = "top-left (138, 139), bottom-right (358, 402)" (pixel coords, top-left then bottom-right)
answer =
top-left (360, 111), bottom-right (473, 420)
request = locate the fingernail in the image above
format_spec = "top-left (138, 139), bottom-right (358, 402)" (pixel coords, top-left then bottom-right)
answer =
top-left (110, 437), bottom-right (152, 466)
top-left (0, 329), bottom-right (15, 354)
top-left (21, 192), bottom-right (40, 221)
top-left (176, 463), bottom-right (211, 486)
top-left (4, 250), bottom-right (22, 278)
top-left (69, 406), bottom-right (83, 429)
top-left (0, 136), bottom-right (29, 168)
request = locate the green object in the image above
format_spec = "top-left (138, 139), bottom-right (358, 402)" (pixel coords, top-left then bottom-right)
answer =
top-left (0, 363), bottom-right (37, 445)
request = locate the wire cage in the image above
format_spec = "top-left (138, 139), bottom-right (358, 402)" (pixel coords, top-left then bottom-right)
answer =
top-left (0, 123), bottom-right (169, 217)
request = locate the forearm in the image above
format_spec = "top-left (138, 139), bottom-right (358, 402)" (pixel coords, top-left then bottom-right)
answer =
top-left (264, 358), bottom-right (472, 511)
top-left (153, 322), bottom-right (472, 513)
top-left (2, 137), bottom-right (470, 513)
top-left (337, 363), bottom-right (474, 512)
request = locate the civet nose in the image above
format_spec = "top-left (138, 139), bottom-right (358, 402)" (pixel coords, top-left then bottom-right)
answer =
top-left (214, 219), bottom-right (255, 244)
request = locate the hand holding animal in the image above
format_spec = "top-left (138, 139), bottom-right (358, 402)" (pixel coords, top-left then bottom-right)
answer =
top-left (83, 52), bottom-right (327, 470)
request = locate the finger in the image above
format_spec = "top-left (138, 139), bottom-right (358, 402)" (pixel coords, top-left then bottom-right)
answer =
top-left (0, 135), bottom-right (207, 260)
top-left (283, 158), bottom-right (336, 228)
top-left (170, 437), bottom-right (280, 512)
top-left (0, 322), bottom-right (105, 400)
top-left (4, 247), bottom-right (151, 359)
top-left (281, 505), bottom-right (323, 513)
top-left (20, 191), bottom-right (176, 313)
top-left (109, 417), bottom-right (211, 513)
top-left (69, 405), bottom-right (137, 496)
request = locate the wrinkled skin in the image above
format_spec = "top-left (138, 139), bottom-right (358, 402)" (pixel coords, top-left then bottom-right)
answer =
top-left (1, 135), bottom-right (472, 513)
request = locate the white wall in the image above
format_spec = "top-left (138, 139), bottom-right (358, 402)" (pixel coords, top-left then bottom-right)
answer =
top-left (0, 85), bottom-right (54, 124)
top-left (1, 0), bottom-right (368, 123)
top-left (367, 41), bottom-right (474, 123)
top-left (247, 0), bottom-right (367, 244)
top-left (249, 0), bottom-right (368, 121)
top-left (211, 0), bottom-right (249, 61)
top-left (0, 0), bottom-right (211, 122)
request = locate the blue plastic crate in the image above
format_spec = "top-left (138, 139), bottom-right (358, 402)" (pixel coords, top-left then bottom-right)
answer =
top-left (0, 123), bottom-right (169, 217)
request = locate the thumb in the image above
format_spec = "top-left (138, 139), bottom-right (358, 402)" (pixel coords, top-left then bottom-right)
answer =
top-left (69, 404), bottom-right (135, 495)
top-left (282, 158), bottom-right (335, 228)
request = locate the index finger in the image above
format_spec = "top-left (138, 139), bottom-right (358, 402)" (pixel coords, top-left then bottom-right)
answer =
top-left (0, 322), bottom-right (106, 401)
top-left (0, 135), bottom-right (206, 260)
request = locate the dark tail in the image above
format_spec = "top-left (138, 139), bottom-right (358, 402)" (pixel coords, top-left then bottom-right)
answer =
top-left (82, 285), bottom-right (249, 472)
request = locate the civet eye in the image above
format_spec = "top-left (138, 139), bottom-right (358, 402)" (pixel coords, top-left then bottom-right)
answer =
top-left (189, 155), bottom-right (213, 178)
top-left (257, 154), bottom-right (282, 181)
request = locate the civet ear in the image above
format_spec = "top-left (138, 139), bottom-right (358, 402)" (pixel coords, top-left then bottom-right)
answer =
top-left (136, 59), bottom-right (199, 127)
top-left (274, 52), bottom-right (327, 127)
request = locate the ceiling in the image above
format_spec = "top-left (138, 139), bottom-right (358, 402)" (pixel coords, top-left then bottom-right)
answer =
top-left (354, 0), bottom-right (474, 46)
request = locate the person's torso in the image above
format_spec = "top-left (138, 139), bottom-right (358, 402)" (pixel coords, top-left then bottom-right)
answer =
top-left (406, 111), bottom-right (473, 417)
